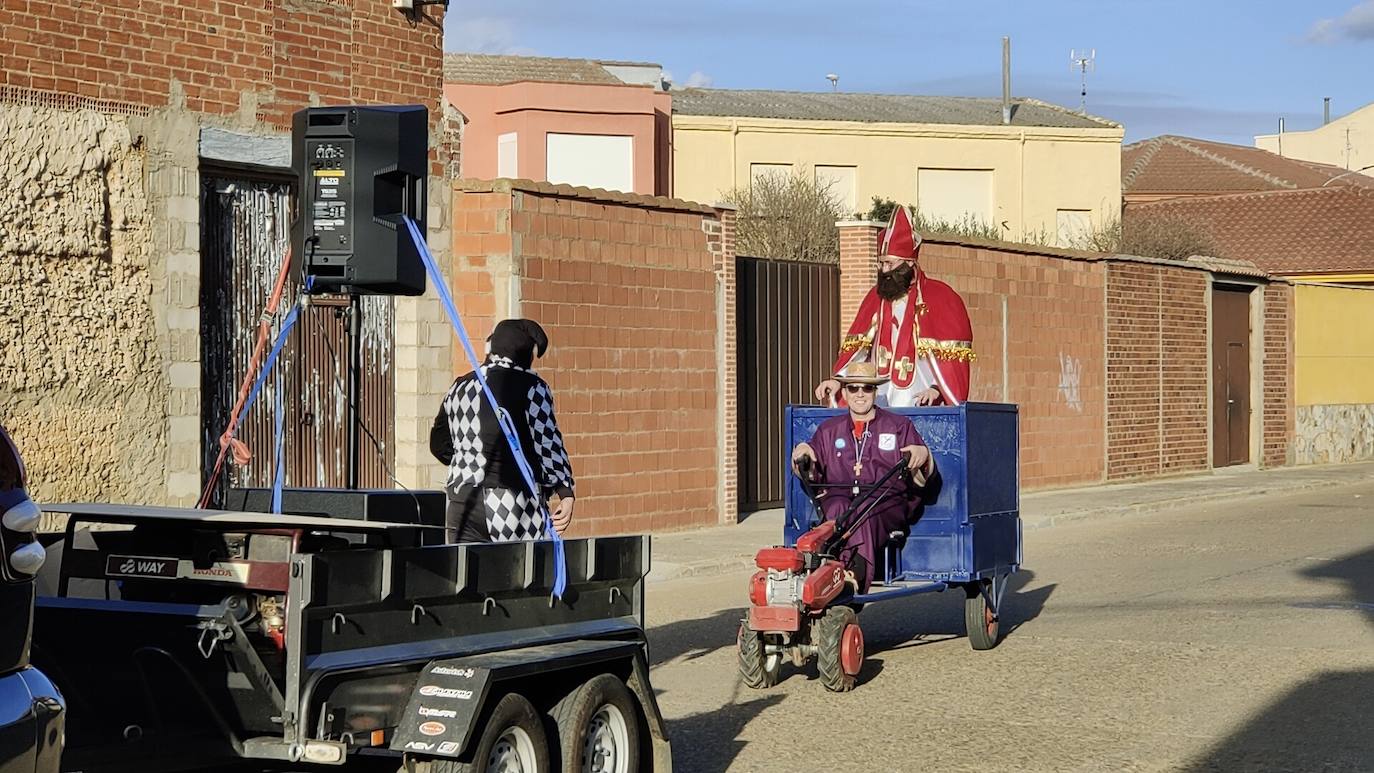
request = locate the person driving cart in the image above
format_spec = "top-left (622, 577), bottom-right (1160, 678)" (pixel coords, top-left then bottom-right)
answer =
top-left (791, 361), bottom-right (936, 593)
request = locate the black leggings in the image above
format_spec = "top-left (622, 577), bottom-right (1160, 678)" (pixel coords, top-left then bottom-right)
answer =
top-left (445, 490), bottom-right (490, 543)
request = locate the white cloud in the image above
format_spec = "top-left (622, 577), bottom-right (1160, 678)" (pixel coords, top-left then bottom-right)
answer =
top-left (684, 71), bottom-right (713, 88)
top-left (1307, 1), bottom-right (1374, 42)
top-left (445, 16), bottom-right (538, 55)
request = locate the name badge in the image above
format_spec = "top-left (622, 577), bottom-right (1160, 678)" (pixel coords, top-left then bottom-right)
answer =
top-left (878, 433), bottom-right (897, 451)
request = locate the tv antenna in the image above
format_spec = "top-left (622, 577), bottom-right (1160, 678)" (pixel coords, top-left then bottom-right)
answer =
top-left (826, 73), bottom-right (839, 92)
top-left (1070, 48), bottom-right (1095, 113)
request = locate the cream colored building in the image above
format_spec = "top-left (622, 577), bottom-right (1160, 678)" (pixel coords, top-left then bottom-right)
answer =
top-left (1255, 101), bottom-right (1374, 175)
top-left (671, 89), bottom-right (1124, 245)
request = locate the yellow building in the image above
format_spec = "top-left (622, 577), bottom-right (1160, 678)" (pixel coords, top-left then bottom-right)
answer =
top-left (670, 88), bottom-right (1124, 246)
top-left (1255, 101), bottom-right (1374, 176)
top-left (1293, 283), bottom-right (1374, 464)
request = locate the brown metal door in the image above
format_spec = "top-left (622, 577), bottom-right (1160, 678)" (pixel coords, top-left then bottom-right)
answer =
top-left (736, 256), bottom-right (839, 510)
top-left (1211, 286), bottom-right (1252, 467)
top-left (200, 173), bottom-right (395, 505)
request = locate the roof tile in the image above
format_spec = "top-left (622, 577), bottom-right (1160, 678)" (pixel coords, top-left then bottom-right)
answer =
top-left (671, 88), bottom-right (1118, 129)
top-left (1126, 186), bottom-right (1374, 275)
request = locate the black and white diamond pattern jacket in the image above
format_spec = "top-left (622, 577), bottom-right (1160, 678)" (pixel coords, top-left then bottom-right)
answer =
top-left (430, 355), bottom-right (575, 541)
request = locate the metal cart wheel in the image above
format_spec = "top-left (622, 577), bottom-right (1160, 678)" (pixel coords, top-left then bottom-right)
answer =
top-left (964, 576), bottom-right (1004, 651)
top-left (737, 624), bottom-right (780, 689)
top-left (817, 606), bottom-right (862, 692)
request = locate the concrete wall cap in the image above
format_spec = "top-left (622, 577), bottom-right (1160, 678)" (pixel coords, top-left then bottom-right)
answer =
top-left (455, 177), bottom-right (717, 215)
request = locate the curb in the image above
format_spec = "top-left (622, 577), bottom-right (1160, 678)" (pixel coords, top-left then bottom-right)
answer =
top-left (1018, 476), bottom-right (1343, 531)
top-left (648, 473), bottom-right (1369, 584)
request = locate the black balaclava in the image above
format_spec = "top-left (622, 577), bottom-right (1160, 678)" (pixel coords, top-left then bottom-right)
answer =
top-left (486, 319), bottom-right (549, 369)
top-left (876, 261), bottom-right (916, 301)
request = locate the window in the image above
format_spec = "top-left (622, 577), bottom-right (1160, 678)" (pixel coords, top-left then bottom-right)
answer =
top-left (916, 168), bottom-right (994, 228)
top-left (750, 163), bottom-right (793, 190)
top-left (497, 133), bottom-right (518, 179)
top-left (815, 165), bottom-right (857, 213)
top-left (1056, 209), bottom-right (1092, 248)
top-left (545, 134), bottom-right (634, 193)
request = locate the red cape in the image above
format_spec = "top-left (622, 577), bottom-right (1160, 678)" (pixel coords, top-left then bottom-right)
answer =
top-left (833, 271), bottom-right (973, 405)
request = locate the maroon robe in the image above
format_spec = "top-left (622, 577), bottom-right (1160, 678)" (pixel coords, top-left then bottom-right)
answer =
top-left (804, 407), bottom-right (929, 591)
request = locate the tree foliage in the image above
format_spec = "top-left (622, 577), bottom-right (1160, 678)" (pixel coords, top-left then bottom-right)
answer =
top-left (721, 168), bottom-right (843, 264)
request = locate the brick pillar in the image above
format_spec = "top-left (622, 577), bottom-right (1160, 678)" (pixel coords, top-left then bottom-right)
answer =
top-left (837, 220), bottom-right (881, 334)
top-left (710, 206), bottom-right (738, 524)
top-left (1262, 281), bottom-right (1295, 468)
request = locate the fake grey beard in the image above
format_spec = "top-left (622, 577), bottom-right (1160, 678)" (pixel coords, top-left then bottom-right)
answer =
top-left (876, 262), bottom-right (915, 301)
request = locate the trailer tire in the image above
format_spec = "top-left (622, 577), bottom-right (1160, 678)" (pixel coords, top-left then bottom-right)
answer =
top-left (816, 606), bottom-right (859, 692)
top-left (736, 624), bottom-right (780, 689)
top-left (965, 581), bottom-right (1001, 651)
top-left (419, 692), bottom-right (550, 773)
top-left (549, 674), bottom-right (640, 773)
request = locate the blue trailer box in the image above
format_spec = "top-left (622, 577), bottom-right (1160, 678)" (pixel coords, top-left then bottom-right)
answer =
top-left (783, 402), bottom-right (1021, 585)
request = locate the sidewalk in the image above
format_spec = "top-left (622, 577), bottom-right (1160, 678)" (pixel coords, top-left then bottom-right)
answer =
top-left (647, 460), bottom-right (1374, 583)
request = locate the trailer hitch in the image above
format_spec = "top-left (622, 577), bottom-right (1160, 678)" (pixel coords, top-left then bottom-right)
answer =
top-left (195, 619), bottom-right (233, 659)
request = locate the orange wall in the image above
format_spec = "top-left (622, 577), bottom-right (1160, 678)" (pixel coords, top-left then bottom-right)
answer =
top-left (446, 81), bottom-right (671, 196)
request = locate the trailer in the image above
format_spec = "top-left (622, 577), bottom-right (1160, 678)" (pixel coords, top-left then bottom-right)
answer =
top-left (32, 502), bottom-right (669, 773)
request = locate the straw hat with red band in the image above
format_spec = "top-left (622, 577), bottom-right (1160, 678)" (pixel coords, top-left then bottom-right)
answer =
top-left (877, 205), bottom-right (922, 261)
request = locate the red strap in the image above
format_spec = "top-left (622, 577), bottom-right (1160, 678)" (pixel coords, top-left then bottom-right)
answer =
top-left (197, 246), bottom-right (294, 508)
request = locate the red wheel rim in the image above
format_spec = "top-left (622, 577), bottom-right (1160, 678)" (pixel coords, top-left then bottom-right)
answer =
top-left (985, 605), bottom-right (997, 636)
top-left (840, 623), bottom-right (864, 676)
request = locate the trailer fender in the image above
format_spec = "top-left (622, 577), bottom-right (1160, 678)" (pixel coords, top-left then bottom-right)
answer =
top-left (389, 638), bottom-right (644, 759)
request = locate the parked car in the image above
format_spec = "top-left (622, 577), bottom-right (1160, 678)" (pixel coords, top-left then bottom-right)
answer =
top-left (0, 425), bottom-right (64, 773)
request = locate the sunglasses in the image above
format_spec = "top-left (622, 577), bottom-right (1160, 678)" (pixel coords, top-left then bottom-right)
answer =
top-left (843, 384), bottom-right (877, 394)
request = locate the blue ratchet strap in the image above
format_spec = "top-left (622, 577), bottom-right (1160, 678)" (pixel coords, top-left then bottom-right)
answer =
top-left (271, 379), bottom-right (286, 513)
top-left (402, 216), bottom-right (568, 599)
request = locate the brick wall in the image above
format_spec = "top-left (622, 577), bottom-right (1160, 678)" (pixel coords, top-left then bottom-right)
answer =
top-left (0, 0), bottom-right (443, 133)
top-left (712, 207), bottom-right (739, 524)
top-left (1105, 263), bottom-right (1210, 480)
top-left (837, 222), bottom-right (880, 325)
top-left (838, 225), bottom-right (1107, 490)
top-left (0, 1), bottom-right (450, 501)
top-left (449, 180), bottom-right (726, 536)
top-left (1263, 282), bottom-right (1295, 468)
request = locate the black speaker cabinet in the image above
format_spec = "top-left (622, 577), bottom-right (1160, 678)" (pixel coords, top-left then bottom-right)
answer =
top-left (290, 105), bottom-right (429, 295)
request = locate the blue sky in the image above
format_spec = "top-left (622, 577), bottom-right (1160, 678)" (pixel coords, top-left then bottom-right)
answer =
top-left (444, 0), bottom-right (1374, 146)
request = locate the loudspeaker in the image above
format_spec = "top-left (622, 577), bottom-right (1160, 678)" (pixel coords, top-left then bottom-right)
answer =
top-left (226, 487), bottom-right (445, 529)
top-left (290, 105), bottom-right (429, 295)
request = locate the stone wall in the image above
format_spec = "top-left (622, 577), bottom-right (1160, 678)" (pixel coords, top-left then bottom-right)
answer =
top-left (1295, 404), bottom-right (1374, 465)
top-left (0, 104), bottom-right (168, 503)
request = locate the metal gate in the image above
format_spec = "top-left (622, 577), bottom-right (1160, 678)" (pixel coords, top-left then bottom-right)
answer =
top-left (199, 172), bottom-right (396, 506)
top-left (736, 256), bottom-right (840, 511)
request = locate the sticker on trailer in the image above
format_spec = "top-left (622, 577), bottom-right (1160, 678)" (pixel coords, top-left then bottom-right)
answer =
top-left (103, 555), bottom-right (274, 587)
top-left (390, 662), bottom-right (493, 757)
top-left (106, 555), bottom-right (178, 579)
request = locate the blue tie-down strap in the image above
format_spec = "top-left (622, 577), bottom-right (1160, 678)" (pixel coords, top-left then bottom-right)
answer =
top-left (224, 292), bottom-right (307, 514)
top-left (402, 216), bottom-right (568, 599)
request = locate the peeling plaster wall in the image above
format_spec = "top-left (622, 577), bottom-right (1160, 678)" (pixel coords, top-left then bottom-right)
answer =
top-left (0, 103), bottom-right (168, 503)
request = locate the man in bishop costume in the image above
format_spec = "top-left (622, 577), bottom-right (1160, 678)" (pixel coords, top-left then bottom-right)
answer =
top-left (815, 205), bottom-right (974, 408)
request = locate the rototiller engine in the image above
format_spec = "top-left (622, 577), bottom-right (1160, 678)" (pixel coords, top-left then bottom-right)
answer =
top-left (737, 452), bottom-right (912, 692)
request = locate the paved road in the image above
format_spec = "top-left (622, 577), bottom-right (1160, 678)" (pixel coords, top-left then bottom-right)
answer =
top-left (645, 482), bottom-right (1374, 772)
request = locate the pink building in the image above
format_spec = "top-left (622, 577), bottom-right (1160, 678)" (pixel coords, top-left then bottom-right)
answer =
top-left (444, 55), bottom-right (673, 197)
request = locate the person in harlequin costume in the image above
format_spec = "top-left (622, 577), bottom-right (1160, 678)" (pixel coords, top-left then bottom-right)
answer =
top-left (814, 205), bottom-right (974, 408)
top-left (791, 361), bottom-right (935, 593)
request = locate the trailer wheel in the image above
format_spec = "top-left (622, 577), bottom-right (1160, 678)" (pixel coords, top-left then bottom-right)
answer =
top-left (965, 580), bottom-right (1001, 651)
top-left (549, 674), bottom-right (640, 773)
top-left (419, 692), bottom-right (550, 773)
top-left (736, 624), bottom-right (780, 689)
top-left (816, 606), bottom-right (860, 692)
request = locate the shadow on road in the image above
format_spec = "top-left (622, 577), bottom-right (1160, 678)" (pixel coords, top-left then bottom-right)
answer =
top-left (863, 569), bottom-right (1056, 655)
top-left (664, 694), bottom-right (785, 773)
top-left (647, 606), bottom-right (747, 666)
top-left (1183, 545), bottom-right (1374, 771)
